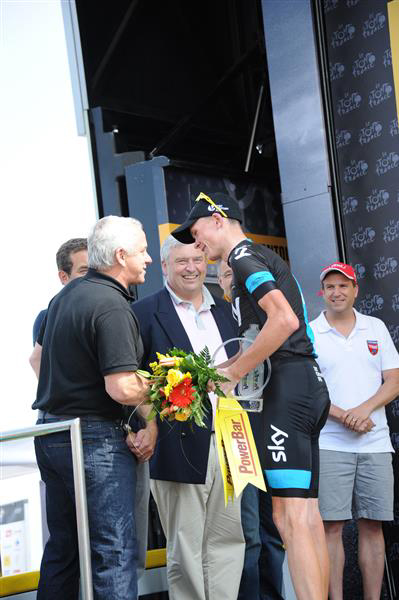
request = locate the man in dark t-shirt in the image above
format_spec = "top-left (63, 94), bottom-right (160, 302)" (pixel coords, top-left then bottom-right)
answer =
top-left (172, 192), bottom-right (331, 600)
top-left (32, 216), bottom-right (154, 600)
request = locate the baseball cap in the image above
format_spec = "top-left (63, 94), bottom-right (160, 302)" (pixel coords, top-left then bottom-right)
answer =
top-left (172, 192), bottom-right (242, 244)
top-left (320, 262), bottom-right (357, 284)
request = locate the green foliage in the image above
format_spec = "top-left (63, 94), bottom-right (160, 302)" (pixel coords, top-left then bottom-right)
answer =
top-left (144, 346), bottom-right (229, 428)
top-left (169, 346), bottom-right (228, 396)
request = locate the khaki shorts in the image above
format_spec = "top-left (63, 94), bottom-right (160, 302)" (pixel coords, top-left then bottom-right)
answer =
top-left (318, 450), bottom-right (393, 521)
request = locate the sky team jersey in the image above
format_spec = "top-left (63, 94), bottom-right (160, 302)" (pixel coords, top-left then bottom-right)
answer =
top-left (228, 240), bottom-right (315, 360)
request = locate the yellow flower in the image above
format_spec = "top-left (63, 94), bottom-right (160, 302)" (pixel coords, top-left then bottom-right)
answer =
top-left (175, 413), bottom-right (188, 421)
top-left (166, 369), bottom-right (184, 386)
top-left (175, 409), bottom-right (191, 422)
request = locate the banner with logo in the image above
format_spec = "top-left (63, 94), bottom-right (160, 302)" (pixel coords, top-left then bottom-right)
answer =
top-left (323, 0), bottom-right (399, 592)
top-left (215, 397), bottom-right (266, 505)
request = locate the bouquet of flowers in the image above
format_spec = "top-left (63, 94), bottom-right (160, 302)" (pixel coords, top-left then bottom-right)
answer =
top-left (138, 347), bottom-right (228, 427)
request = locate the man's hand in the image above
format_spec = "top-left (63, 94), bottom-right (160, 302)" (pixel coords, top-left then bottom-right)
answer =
top-left (207, 367), bottom-right (240, 396)
top-left (354, 418), bottom-right (375, 433)
top-left (330, 403), bottom-right (374, 433)
top-left (341, 404), bottom-right (375, 433)
top-left (126, 421), bottom-right (158, 462)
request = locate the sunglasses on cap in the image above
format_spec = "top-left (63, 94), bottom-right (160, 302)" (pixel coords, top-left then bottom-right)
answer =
top-left (195, 192), bottom-right (228, 218)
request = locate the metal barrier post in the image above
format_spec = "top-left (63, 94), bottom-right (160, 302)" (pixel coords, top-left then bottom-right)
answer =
top-left (70, 419), bottom-right (93, 600)
top-left (1, 419), bottom-right (93, 599)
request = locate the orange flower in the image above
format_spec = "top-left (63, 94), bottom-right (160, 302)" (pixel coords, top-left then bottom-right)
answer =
top-left (169, 378), bottom-right (195, 408)
top-left (175, 410), bottom-right (191, 422)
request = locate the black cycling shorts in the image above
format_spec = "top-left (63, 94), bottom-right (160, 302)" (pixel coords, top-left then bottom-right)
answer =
top-left (249, 357), bottom-right (330, 498)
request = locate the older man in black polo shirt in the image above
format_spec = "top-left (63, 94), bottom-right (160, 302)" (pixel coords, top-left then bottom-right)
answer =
top-left (32, 216), bottom-right (154, 600)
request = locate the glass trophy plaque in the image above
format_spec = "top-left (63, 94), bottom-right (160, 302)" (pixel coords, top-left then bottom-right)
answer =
top-left (211, 325), bottom-right (271, 412)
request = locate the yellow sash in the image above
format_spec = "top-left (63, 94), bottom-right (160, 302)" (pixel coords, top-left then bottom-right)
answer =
top-left (215, 397), bottom-right (266, 505)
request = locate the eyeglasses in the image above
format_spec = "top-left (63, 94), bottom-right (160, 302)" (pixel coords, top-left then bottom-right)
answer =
top-left (195, 192), bottom-right (228, 218)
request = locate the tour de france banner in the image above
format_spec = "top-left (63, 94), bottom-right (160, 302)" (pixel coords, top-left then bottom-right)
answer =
top-left (215, 397), bottom-right (266, 505)
top-left (323, 0), bottom-right (399, 589)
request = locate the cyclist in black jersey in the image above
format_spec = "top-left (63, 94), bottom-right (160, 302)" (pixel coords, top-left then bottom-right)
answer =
top-left (172, 192), bottom-right (330, 600)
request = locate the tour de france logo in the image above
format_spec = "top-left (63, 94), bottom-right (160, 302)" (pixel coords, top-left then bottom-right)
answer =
top-left (324, 0), bottom-right (338, 13)
top-left (390, 118), bottom-right (399, 137)
top-left (392, 292), bottom-right (399, 313)
top-left (330, 61), bottom-right (345, 81)
top-left (373, 256), bottom-right (398, 280)
top-left (359, 121), bottom-right (382, 146)
top-left (352, 52), bottom-right (376, 77)
top-left (331, 23), bottom-right (356, 48)
top-left (388, 324), bottom-right (399, 345)
top-left (383, 48), bottom-right (392, 68)
top-left (358, 293), bottom-right (384, 315)
top-left (363, 12), bottom-right (386, 38)
top-left (351, 226), bottom-right (376, 249)
top-left (354, 263), bottom-right (366, 280)
top-left (383, 219), bottom-right (399, 244)
top-left (336, 129), bottom-right (352, 148)
top-left (376, 152), bottom-right (399, 176)
top-left (338, 91), bottom-right (362, 116)
top-left (344, 159), bottom-right (368, 183)
top-left (366, 189), bottom-right (389, 213)
top-left (369, 82), bottom-right (393, 108)
top-left (342, 196), bottom-right (358, 215)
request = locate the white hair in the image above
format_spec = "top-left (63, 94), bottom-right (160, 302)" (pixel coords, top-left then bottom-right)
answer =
top-left (160, 234), bottom-right (187, 263)
top-left (88, 216), bottom-right (143, 270)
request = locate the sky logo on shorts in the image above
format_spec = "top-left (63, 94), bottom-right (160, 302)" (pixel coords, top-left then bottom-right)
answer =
top-left (367, 340), bottom-right (379, 355)
top-left (267, 425), bottom-right (288, 462)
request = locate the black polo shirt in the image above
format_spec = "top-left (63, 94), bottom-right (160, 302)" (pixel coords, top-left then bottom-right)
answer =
top-left (32, 269), bottom-right (143, 419)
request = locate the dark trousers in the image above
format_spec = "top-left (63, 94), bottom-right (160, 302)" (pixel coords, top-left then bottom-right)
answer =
top-left (238, 485), bottom-right (285, 600)
top-left (35, 417), bottom-right (138, 600)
